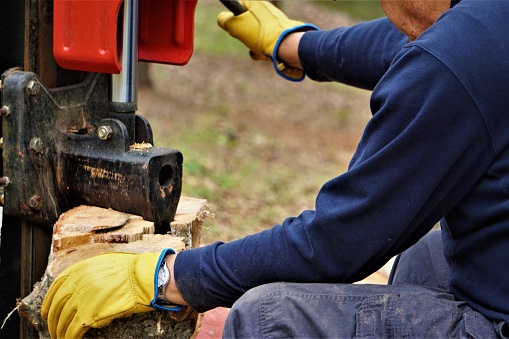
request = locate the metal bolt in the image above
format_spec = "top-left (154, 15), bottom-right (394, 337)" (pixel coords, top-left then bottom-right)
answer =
top-left (0, 105), bottom-right (10, 117)
top-left (26, 80), bottom-right (40, 96)
top-left (30, 137), bottom-right (44, 154)
top-left (0, 177), bottom-right (10, 187)
top-left (97, 125), bottom-right (113, 140)
top-left (28, 195), bottom-right (43, 211)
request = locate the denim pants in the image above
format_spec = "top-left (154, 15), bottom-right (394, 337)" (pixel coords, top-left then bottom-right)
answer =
top-left (223, 230), bottom-right (503, 338)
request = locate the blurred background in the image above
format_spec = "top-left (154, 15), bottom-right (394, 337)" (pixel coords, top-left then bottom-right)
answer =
top-left (138, 0), bottom-right (386, 243)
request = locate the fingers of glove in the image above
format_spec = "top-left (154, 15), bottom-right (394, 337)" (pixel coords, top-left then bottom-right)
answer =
top-left (92, 309), bottom-right (134, 329)
top-left (59, 288), bottom-right (121, 338)
top-left (249, 50), bottom-right (270, 61)
top-left (60, 310), bottom-right (90, 339)
top-left (45, 294), bottom-right (71, 339)
top-left (217, 9), bottom-right (260, 39)
top-left (217, 11), bottom-right (264, 55)
top-left (57, 290), bottom-right (112, 339)
top-left (217, 11), bottom-right (235, 30)
top-left (58, 308), bottom-right (76, 339)
top-left (44, 273), bottom-right (84, 332)
top-left (41, 274), bottom-right (69, 320)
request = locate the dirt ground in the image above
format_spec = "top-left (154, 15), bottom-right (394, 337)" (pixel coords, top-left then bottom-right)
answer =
top-left (138, 2), bottom-right (374, 242)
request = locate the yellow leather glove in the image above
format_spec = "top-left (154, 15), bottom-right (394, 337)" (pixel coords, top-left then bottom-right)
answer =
top-left (217, 0), bottom-right (318, 81)
top-left (41, 249), bottom-right (181, 339)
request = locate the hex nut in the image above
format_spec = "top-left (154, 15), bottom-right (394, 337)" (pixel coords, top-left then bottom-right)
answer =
top-left (0, 177), bottom-right (10, 187)
top-left (0, 105), bottom-right (10, 117)
top-left (28, 195), bottom-right (43, 211)
top-left (30, 137), bottom-right (44, 154)
top-left (26, 80), bottom-right (40, 96)
top-left (97, 125), bottom-right (113, 140)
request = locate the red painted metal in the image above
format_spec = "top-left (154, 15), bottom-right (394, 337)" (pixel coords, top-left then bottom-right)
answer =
top-left (53, 0), bottom-right (123, 74)
top-left (138, 0), bottom-right (197, 66)
top-left (53, 0), bottom-right (197, 74)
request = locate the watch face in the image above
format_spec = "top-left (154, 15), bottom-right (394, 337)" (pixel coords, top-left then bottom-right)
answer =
top-left (158, 262), bottom-right (170, 288)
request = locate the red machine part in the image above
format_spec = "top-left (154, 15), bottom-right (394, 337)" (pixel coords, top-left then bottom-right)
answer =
top-left (53, 0), bottom-right (197, 74)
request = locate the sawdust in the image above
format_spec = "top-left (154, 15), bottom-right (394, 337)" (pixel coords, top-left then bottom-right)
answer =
top-left (130, 142), bottom-right (153, 150)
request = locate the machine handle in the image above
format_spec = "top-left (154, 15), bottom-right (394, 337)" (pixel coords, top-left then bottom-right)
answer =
top-left (220, 0), bottom-right (246, 15)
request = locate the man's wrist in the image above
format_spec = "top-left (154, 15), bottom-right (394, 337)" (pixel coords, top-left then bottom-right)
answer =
top-left (165, 253), bottom-right (187, 306)
top-left (276, 31), bottom-right (306, 70)
top-left (150, 249), bottom-right (185, 311)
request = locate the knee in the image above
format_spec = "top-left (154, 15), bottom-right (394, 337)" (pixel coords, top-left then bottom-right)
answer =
top-left (223, 283), bottom-right (282, 338)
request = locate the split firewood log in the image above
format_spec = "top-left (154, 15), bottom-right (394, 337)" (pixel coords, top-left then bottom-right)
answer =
top-left (17, 197), bottom-right (212, 338)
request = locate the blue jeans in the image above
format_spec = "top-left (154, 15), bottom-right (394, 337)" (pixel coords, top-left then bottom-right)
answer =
top-left (223, 231), bottom-right (503, 338)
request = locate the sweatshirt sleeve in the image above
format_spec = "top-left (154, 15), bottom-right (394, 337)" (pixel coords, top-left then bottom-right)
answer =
top-left (174, 46), bottom-right (495, 312)
top-left (299, 17), bottom-right (408, 90)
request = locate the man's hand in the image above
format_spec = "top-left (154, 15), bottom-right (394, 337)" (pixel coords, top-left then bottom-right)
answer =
top-left (41, 252), bottom-right (162, 338)
top-left (217, 0), bottom-right (318, 81)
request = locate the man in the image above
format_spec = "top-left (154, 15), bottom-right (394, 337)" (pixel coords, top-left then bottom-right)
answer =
top-left (42, 0), bottom-right (509, 337)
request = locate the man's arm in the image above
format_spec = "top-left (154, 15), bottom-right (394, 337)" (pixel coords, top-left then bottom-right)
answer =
top-left (218, 0), bottom-right (407, 89)
top-left (173, 46), bottom-right (493, 312)
top-left (298, 18), bottom-right (407, 89)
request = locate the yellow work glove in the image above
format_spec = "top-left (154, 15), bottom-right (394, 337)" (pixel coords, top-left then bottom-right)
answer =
top-left (217, 0), bottom-right (318, 81)
top-left (41, 249), bottom-right (181, 339)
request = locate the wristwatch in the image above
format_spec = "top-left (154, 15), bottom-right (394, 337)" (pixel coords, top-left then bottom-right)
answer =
top-left (157, 257), bottom-right (172, 305)
top-left (150, 248), bottom-right (183, 311)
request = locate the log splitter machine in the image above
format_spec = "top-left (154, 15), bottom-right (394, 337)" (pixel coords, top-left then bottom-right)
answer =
top-left (0, 0), bottom-right (197, 336)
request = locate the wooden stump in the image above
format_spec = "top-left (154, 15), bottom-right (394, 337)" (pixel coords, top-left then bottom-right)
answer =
top-left (17, 197), bottom-right (212, 338)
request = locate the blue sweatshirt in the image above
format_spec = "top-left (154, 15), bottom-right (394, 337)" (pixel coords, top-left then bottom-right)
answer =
top-left (176, 0), bottom-right (509, 324)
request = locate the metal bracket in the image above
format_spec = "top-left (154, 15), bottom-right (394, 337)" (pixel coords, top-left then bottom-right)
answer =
top-left (1, 70), bottom-right (182, 233)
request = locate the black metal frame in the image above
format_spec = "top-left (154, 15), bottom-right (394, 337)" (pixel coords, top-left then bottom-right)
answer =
top-left (1, 70), bottom-right (182, 230)
top-left (0, 1), bottom-right (184, 337)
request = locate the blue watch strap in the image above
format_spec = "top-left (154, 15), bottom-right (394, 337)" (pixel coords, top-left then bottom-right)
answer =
top-left (150, 248), bottom-right (184, 312)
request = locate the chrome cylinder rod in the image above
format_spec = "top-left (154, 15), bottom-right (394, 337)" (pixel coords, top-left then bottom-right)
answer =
top-left (110, 0), bottom-right (139, 112)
